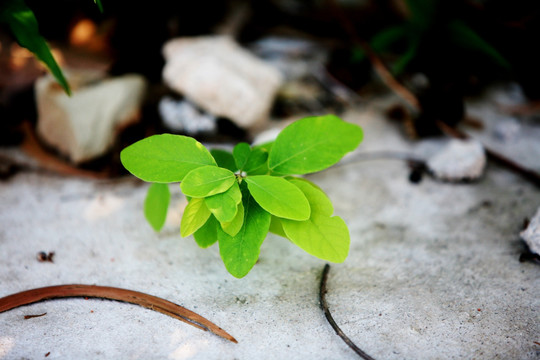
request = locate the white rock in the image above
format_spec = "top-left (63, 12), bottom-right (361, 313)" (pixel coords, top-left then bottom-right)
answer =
top-left (158, 96), bottom-right (216, 135)
top-left (520, 207), bottom-right (540, 255)
top-left (36, 70), bottom-right (147, 163)
top-left (427, 139), bottom-right (486, 181)
top-left (162, 36), bottom-right (283, 129)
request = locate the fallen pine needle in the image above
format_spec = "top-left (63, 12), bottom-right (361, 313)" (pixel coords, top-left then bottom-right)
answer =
top-left (0, 284), bottom-right (237, 343)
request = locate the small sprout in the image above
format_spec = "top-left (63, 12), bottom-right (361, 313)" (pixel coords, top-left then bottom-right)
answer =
top-left (121, 115), bottom-right (363, 278)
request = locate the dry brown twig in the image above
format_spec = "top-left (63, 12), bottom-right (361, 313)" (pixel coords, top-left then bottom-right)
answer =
top-left (319, 264), bottom-right (376, 360)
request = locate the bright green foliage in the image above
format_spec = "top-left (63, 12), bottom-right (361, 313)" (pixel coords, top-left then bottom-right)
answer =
top-left (205, 182), bottom-right (241, 223)
top-left (233, 142), bottom-right (268, 173)
top-left (180, 166), bottom-right (235, 198)
top-left (193, 215), bottom-right (219, 248)
top-left (0, 0), bottom-right (71, 95)
top-left (221, 201), bottom-right (244, 237)
top-left (144, 183), bottom-right (170, 232)
top-left (120, 115), bottom-right (363, 278)
top-left (210, 149), bottom-right (237, 172)
top-left (268, 115), bottom-right (363, 175)
top-left (280, 178), bottom-right (350, 263)
top-left (181, 198), bottom-right (211, 237)
top-left (121, 134), bottom-right (216, 183)
top-left (217, 194), bottom-right (271, 278)
top-left (245, 176), bottom-right (310, 220)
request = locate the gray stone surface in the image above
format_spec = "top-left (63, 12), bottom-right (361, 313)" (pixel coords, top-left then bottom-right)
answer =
top-left (1, 91), bottom-right (539, 359)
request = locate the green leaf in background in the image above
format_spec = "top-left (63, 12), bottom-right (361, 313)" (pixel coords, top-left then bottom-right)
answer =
top-left (370, 25), bottom-right (407, 54)
top-left (268, 115), bottom-right (363, 175)
top-left (281, 177), bottom-right (350, 262)
top-left (218, 195), bottom-right (271, 278)
top-left (180, 166), bottom-right (235, 198)
top-left (144, 183), bottom-right (170, 232)
top-left (245, 175), bottom-right (310, 221)
top-left (205, 182), bottom-right (241, 223)
top-left (210, 149), bottom-right (237, 172)
top-left (94, 0), bottom-right (104, 13)
top-left (447, 19), bottom-right (510, 70)
top-left (406, 0), bottom-right (437, 31)
top-left (180, 197), bottom-right (211, 237)
top-left (121, 134), bottom-right (217, 183)
top-left (221, 201), bottom-right (244, 237)
top-left (193, 215), bottom-right (219, 248)
top-left (0, 0), bottom-right (70, 95)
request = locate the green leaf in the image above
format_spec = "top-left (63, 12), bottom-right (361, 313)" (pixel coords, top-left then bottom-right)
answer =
top-left (180, 197), bottom-right (211, 237)
top-left (221, 201), bottom-right (244, 237)
top-left (210, 149), bottom-right (237, 172)
top-left (193, 215), bottom-right (219, 248)
top-left (268, 115), bottom-right (363, 175)
top-left (180, 166), bottom-right (235, 198)
top-left (370, 25), bottom-right (407, 53)
top-left (405, 0), bottom-right (437, 31)
top-left (281, 214), bottom-right (350, 263)
top-left (447, 19), bottom-right (510, 70)
top-left (281, 177), bottom-right (349, 262)
top-left (121, 134), bottom-right (216, 183)
top-left (233, 142), bottom-right (269, 174)
top-left (218, 195), bottom-right (271, 278)
top-left (269, 215), bottom-right (287, 238)
top-left (245, 175), bottom-right (310, 221)
top-left (390, 39), bottom-right (419, 76)
top-left (0, 0), bottom-right (70, 95)
top-left (144, 183), bottom-right (170, 232)
top-left (233, 143), bottom-right (251, 170)
top-left (94, 0), bottom-right (104, 13)
top-left (287, 178), bottom-right (333, 216)
top-left (205, 182), bottom-right (241, 223)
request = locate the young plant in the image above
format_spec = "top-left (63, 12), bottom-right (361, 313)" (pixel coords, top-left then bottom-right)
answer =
top-left (121, 115), bottom-right (363, 278)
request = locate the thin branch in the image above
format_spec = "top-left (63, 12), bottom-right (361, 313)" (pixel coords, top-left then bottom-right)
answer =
top-left (0, 284), bottom-right (237, 343)
top-left (319, 264), bottom-right (376, 360)
top-left (325, 0), bottom-right (421, 112)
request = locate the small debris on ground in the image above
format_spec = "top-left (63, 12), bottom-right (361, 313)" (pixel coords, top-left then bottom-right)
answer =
top-left (520, 207), bottom-right (540, 256)
top-left (24, 312), bottom-right (47, 319)
top-left (427, 139), bottom-right (486, 182)
top-left (37, 251), bottom-right (55, 263)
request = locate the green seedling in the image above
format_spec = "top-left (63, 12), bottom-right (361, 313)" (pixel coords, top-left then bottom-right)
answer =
top-left (121, 115), bottom-right (363, 278)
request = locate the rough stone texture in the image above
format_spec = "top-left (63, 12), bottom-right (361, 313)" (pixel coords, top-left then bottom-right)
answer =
top-left (521, 207), bottom-right (540, 255)
top-left (36, 70), bottom-right (147, 163)
top-left (427, 139), bottom-right (486, 181)
top-left (162, 36), bottom-right (283, 129)
top-left (1, 89), bottom-right (539, 359)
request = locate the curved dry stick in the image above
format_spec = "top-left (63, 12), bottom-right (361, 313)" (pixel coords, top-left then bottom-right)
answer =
top-left (319, 264), bottom-right (375, 360)
top-left (0, 284), bottom-right (237, 343)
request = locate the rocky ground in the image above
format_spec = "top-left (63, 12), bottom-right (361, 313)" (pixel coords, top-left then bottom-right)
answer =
top-left (1, 86), bottom-right (539, 359)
